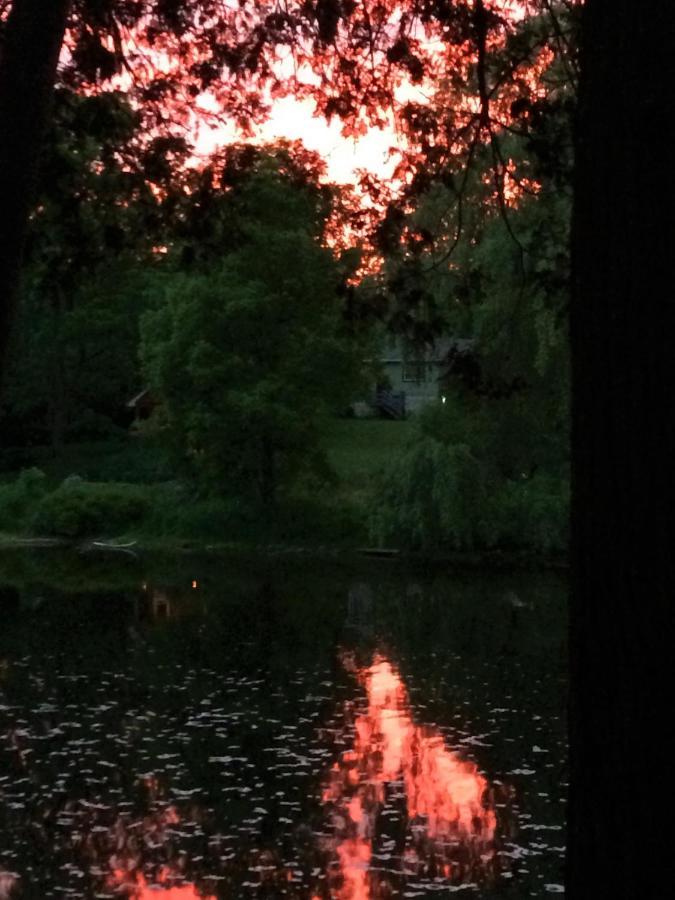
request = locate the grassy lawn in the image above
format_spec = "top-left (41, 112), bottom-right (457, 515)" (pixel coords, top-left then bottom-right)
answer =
top-left (0, 418), bottom-right (417, 546)
top-left (325, 417), bottom-right (414, 508)
top-left (0, 437), bottom-right (173, 487)
top-left (4, 420), bottom-right (415, 487)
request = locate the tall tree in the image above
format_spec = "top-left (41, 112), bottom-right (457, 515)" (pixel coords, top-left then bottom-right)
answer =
top-left (0, 0), bottom-right (71, 393)
top-left (141, 152), bottom-right (367, 504)
top-left (568, 1), bottom-right (674, 895)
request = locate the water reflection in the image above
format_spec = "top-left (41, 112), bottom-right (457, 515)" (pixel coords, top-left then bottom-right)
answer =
top-left (109, 870), bottom-right (209, 899)
top-left (322, 654), bottom-right (500, 898)
top-left (39, 773), bottom-right (217, 899)
top-left (132, 581), bottom-right (206, 628)
top-left (0, 870), bottom-right (18, 900)
top-left (0, 562), bottom-right (566, 898)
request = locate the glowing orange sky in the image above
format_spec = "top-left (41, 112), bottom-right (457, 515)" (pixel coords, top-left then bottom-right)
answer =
top-left (83, 20), bottom-right (435, 186)
top-left (75, 0), bottom-right (563, 191)
top-left (190, 91), bottom-right (399, 184)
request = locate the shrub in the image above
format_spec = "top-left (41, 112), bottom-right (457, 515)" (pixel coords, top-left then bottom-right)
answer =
top-left (31, 480), bottom-right (149, 537)
top-left (0, 468), bottom-right (48, 532)
top-left (489, 472), bottom-right (569, 553)
top-left (370, 436), bottom-right (568, 554)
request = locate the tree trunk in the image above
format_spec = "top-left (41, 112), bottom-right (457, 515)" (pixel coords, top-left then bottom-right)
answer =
top-left (259, 437), bottom-right (278, 508)
top-left (0, 0), bottom-right (71, 396)
top-left (49, 357), bottom-right (67, 455)
top-left (49, 291), bottom-right (67, 455)
top-left (568, 2), bottom-right (675, 896)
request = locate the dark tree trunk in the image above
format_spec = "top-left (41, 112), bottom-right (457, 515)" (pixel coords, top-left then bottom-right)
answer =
top-left (0, 0), bottom-right (71, 395)
top-left (259, 437), bottom-right (278, 508)
top-left (569, 2), bottom-right (675, 896)
top-left (47, 286), bottom-right (69, 454)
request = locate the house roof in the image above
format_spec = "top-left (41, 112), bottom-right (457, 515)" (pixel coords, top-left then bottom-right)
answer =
top-left (126, 388), bottom-right (153, 409)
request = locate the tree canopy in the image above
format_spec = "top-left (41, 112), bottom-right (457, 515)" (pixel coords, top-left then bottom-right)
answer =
top-left (141, 155), bottom-right (368, 504)
top-left (0, 1), bottom-right (579, 387)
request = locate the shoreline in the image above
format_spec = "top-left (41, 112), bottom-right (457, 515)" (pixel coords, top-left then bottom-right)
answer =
top-left (0, 531), bottom-right (568, 571)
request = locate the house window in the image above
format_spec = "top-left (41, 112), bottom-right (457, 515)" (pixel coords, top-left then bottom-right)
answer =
top-left (402, 362), bottom-right (428, 383)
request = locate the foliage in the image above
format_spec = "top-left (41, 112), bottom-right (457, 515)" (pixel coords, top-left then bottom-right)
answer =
top-left (370, 437), bottom-right (489, 549)
top-left (56, 2), bottom-right (579, 206)
top-left (0, 89), bottom-right (173, 446)
top-left (141, 166), bottom-right (369, 503)
top-left (2, 266), bottom-right (147, 446)
top-left (370, 200), bottom-right (570, 560)
top-left (370, 423), bottom-right (568, 553)
top-left (491, 471), bottom-right (568, 553)
top-left (169, 142), bottom-right (333, 268)
top-left (31, 479), bottom-right (149, 537)
top-left (0, 468), bottom-right (48, 532)
top-left (365, 129), bottom-right (571, 551)
top-left (1, 0), bottom-right (579, 556)
top-left (3, 0), bottom-right (580, 267)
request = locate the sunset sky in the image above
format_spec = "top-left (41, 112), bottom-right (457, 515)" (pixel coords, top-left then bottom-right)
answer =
top-left (188, 85), bottom-right (405, 185)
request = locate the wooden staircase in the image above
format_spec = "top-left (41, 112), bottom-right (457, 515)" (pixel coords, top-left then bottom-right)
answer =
top-left (375, 389), bottom-right (406, 419)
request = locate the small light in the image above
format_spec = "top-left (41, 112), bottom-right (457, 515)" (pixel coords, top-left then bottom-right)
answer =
top-left (441, 396), bottom-right (446, 404)
top-left (191, 580), bottom-right (198, 590)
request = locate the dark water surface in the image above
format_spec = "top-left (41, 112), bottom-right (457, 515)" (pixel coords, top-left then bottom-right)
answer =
top-left (0, 551), bottom-right (566, 899)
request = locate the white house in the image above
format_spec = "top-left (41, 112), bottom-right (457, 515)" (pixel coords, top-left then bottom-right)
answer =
top-left (355, 336), bottom-right (474, 417)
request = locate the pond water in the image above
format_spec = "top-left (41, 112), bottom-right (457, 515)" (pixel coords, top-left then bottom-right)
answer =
top-left (0, 551), bottom-right (566, 899)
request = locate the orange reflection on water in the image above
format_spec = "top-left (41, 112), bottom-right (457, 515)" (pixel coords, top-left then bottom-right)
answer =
top-left (110, 869), bottom-right (210, 899)
top-left (323, 655), bottom-right (498, 898)
top-left (106, 799), bottom-right (215, 900)
top-left (335, 836), bottom-right (372, 900)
